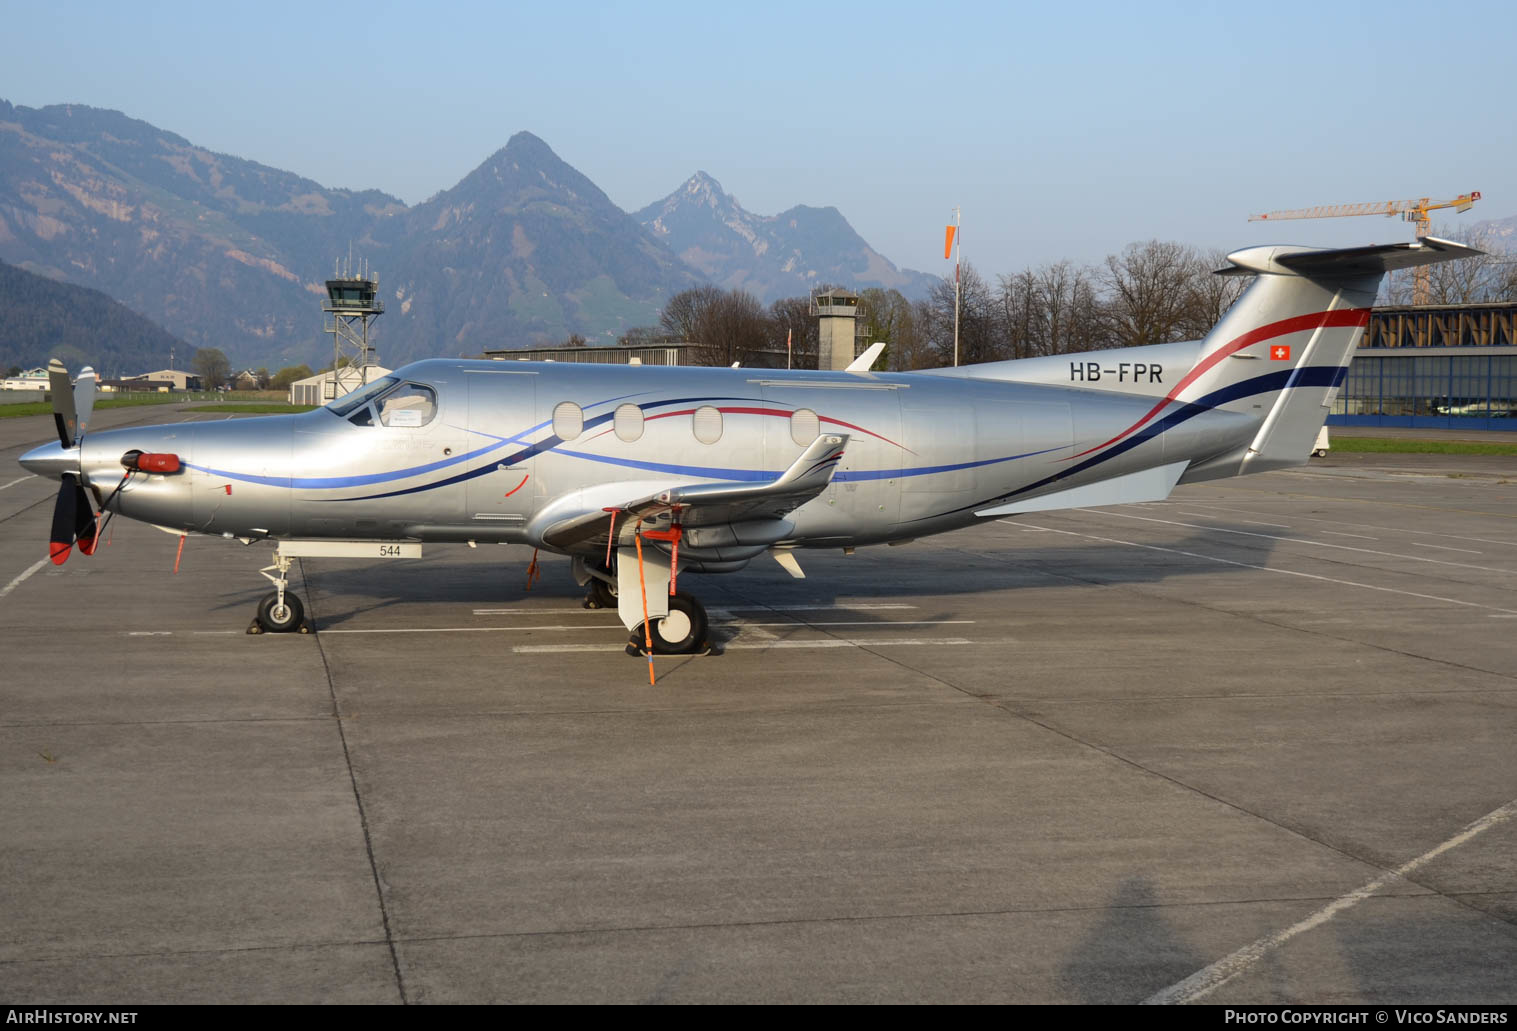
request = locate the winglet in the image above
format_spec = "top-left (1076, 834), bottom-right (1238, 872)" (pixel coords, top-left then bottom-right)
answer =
top-left (846, 342), bottom-right (886, 373)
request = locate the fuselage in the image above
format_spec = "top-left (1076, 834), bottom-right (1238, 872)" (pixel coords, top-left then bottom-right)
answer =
top-left (42, 359), bottom-right (1255, 558)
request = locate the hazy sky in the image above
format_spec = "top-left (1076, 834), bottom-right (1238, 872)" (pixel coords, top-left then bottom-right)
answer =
top-left (5, 0), bottom-right (1513, 280)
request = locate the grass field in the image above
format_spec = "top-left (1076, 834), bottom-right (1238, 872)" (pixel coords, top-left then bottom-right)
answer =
top-left (1328, 436), bottom-right (1517, 456)
top-left (0, 391), bottom-right (310, 420)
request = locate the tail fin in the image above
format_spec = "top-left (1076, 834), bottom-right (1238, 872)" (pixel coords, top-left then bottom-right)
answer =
top-left (1179, 237), bottom-right (1481, 481)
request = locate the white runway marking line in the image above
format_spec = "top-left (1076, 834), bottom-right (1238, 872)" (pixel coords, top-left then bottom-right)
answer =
top-left (512, 638), bottom-right (974, 654)
top-left (0, 474), bottom-right (37, 492)
top-left (1011, 523), bottom-right (1517, 616)
top-left (1093, 510), bottom-right (1500, 574)
top-left (1, 557), bottom-right (49, 600)
top-left (1145, 798), bottom-right (1517, 1005)
top-left (733, 620), bottom-right (972, 627)
top-left (321, 623), bottom-right (625, 635)
top-left (1319, 531), bottom-right (1379, 540)
top-left (471, 603), bottom-right (920, 615)
top-left (1410, 542), bottom-right (1482, 554)
top-left (1175, 501), bottom-right (1517, 548)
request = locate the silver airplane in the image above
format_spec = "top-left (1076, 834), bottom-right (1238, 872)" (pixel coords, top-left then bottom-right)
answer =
top-left (20, 237), bottom-right (1477, 652)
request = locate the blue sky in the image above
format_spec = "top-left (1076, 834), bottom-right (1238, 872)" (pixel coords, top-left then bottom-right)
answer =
top-left (5, 0), bottom-right (1513, 279)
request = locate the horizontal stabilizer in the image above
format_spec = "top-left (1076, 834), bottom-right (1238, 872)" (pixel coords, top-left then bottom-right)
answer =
top-left (1218, 237), bottom-right (1483, 278)
top-left (975, 461), bottom-right (1187, 517)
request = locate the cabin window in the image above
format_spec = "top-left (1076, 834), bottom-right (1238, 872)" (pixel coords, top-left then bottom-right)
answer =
top-left (553, 401), bottom-right (584, 440)
top-left (692, 405), bottom-right (723, 444)
top-left (378, 384), bottom-right (438, 427)
top-left (614, 403), bottom-right (644, 442)
top-left (790, 408), bottom-right (820, 445)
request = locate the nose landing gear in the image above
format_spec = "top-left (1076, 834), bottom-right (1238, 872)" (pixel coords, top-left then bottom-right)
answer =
top-left (248, 548), bottom-right (311, 634)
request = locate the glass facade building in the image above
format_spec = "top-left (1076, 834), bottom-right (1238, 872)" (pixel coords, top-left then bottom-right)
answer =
top-left (1328, 303), bottom-right (1517, 431)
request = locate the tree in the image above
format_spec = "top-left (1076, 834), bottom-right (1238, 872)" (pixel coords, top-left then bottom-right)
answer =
top-left (768, 296), bottom-right (819, 370)
top-left (1099, 241), bottom-right (1205, 349)
top-left (270, 364), bottom-right (314, 391)
top-left (660, 286), bottom-right (772, 367)
top-left (191, 347), bottom-right (230, 390)
top-left (1382, 224), bottom-right (1516, 306)
top-left (997, 261), bottom-right (1106, 358)
top-left (254, 367), bottom-right (271, 389)
top-left (1177, 249), bottom-right (1248, 341)
top-left (923, 263), bottom-right (999, 366)
top-left (563, 333), bottom-right (587, 348)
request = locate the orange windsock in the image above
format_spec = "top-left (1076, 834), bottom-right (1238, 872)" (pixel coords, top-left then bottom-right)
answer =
top-left (944, 225), bottom-right (956, 259)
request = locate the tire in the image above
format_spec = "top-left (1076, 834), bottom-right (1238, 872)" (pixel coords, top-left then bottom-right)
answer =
top-left (633, 592), bottom-right (708, 654)
top-left (586, 577), bottom-right (616, 609)
top-left (257, 590), bottom-right (305, 633)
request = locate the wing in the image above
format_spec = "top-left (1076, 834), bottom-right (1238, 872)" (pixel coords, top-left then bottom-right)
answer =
top-left (533, 434), bottom-right (848, 553)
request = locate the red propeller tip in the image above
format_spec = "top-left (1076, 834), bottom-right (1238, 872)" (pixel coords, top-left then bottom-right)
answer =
top-left (49, 542), bottom-right (72, 565)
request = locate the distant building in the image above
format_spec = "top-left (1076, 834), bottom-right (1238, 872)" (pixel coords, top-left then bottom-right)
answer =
top-left (289, 365), bottom-right (393, 406)
top-left (475, 342), bottom-right (793, 368)
top-left (123, 369), bottom-right (201, 392)
top-left (2, 367), bottom-right (49, 390)
top-left (1330, 302), bottom-right (1517, 430)
top-left (232, 369), bottom-right (264, 390)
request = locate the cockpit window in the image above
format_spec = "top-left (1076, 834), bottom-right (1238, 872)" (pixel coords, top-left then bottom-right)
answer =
top-left (327, 375), bottom-right (399, 416)
top-left (378, 384), bottom-right (438, 427)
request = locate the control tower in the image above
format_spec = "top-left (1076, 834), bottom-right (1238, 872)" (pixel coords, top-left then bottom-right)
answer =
top-left (812, 288), bottom-right (860, 371)
top-left (322, 258), bottom-right (384, 399)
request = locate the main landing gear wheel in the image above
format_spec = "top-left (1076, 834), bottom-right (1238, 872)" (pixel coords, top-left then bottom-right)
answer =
top-left (632, 592), bottom-right (708, 655)
top-left (585, 577), bottom-right (616, 610)
top-left (255, 590), bottom-right (306, 633)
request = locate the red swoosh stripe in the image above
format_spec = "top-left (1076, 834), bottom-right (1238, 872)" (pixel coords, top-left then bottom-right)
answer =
top-left (1066, 308), bottom-right (1369, 460)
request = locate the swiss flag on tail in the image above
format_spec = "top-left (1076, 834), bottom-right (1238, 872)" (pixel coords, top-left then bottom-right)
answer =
top-left (1271, 345), bottom-right (1291, 361)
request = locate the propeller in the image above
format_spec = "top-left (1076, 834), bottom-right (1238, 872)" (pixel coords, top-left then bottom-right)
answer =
top-left (45, 359), bottom-right (99, 565)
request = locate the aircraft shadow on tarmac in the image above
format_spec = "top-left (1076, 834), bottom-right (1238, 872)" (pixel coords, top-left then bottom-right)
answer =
top-left (279, 526), bottom-right (1278, 633)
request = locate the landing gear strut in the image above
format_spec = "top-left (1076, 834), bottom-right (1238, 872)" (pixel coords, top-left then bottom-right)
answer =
top-left (250, 548), bottom-right (311, 634)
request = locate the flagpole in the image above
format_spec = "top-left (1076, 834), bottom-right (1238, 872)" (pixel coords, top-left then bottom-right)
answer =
top-left (952, 206), bottom-right (961, 367)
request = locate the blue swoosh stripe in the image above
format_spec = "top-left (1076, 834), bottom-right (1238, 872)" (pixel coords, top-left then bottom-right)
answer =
top-left (937, 366), bottom-right (1346, 518)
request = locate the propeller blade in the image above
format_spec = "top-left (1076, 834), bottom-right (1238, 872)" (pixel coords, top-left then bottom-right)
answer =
top-left (73, 482), bottom-right (99, 557)
top-left (49, 477), bottom-right (78, 565)
top-left (73, 366), bottom-right (97, 442)
top-left (48, 358), bottom-right (78, 447)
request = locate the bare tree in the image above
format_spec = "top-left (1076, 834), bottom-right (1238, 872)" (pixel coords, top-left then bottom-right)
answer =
top-left (1099, 240), bottom-right (1203, 348)
top-left (660, 286), bottom-right (771, 367)
top-left (1382, 224), bottom-right (1516, 305)
top-left (924, 263), bottom-right (1000, 366)
top-left (769, 296), bottom-right (819, 370)
top-left (1177, 248), bottom-right (1249, 340)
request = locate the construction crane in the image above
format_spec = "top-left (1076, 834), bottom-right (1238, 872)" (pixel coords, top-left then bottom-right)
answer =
top-left (1250, 191), bottom-right (1482, 303)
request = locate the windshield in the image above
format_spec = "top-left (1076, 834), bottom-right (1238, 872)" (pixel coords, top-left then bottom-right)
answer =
top-left (325, 375), bottom-right (399, 416)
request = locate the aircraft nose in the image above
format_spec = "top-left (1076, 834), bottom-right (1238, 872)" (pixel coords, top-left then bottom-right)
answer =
top-left (19, 441), bottom-right (79, 480)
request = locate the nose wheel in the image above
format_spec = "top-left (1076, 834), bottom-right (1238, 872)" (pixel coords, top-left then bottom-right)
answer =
top-left (255, 590), bottom-right (307, 633)
top-left (249, 548), bottom-right (311, 634)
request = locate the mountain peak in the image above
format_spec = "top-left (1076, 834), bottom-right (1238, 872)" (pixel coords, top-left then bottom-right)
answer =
top-left (503, 130), bottom-right (552, 157)
top-left (681, 171), bottom-right (730, 206)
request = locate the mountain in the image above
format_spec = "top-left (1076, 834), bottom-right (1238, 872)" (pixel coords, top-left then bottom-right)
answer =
top-left (0, 100), bottom-right (400, 369)
top-left (0, 101), bottom-right (936, 369)
top-left (1472, 213), bottom-right (1517, 245)
top-left (635, 172), bottom-right (939, 302)
top-left (367, 132), bottom-right (692, 354)
top-left (0, 258), bottom-right (189, 376)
